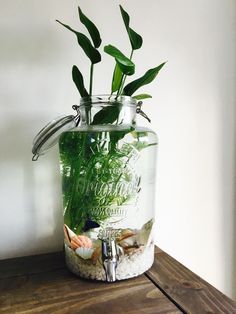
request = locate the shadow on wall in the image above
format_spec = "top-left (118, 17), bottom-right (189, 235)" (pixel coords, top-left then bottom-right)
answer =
top-left (0, 113), bottom-right (64, 259)
top-left (0, 4), bottom-right (68, 259)
top-left (233, 131), bottom-right (236, 301)
top-left (233, 188), bottom-right (236, 300)
top-left (220, 72), bottom-right (236, 300)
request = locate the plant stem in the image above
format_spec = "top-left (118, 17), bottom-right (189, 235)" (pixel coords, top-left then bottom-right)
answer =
top-left (89, 63), bottom-right (94, 96)
top-left (130, 50), bottom-right (134, 59)
top-left (115, 74), bottom-right (124, 99)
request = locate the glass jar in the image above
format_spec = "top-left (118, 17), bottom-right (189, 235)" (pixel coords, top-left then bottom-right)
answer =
top-left (59, 95), bottom-right (158, 281)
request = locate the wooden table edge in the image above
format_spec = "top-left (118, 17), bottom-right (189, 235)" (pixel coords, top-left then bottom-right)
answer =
top-left (0, 246), bottom-right (235, 313)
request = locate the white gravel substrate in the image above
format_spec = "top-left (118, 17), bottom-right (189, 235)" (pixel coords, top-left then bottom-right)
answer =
top-left (65, 244), bottom-right (154, 281)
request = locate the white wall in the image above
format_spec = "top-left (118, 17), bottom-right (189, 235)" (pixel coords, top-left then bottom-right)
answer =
top-left (0, 0), bottom-right (235, 299)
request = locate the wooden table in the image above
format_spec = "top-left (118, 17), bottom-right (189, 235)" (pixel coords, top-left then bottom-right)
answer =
top-left (0, 247), bottom-right (235, 313)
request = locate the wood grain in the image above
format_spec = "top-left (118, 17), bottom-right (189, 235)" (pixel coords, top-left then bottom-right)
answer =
top-left (146, 248), bottom-right (236, 314)
top-left (0, 252), bottom-right (180, 314)
top-left (0, 252), bottom-right (65, 279)
top-left (1, 247), bottom-right (235, 314)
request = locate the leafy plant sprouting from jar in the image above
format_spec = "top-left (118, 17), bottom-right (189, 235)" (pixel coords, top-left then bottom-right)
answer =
top-left (56, 5), bottom-right (165, 265)
top-left (56, 5), bottom-right (165, 106)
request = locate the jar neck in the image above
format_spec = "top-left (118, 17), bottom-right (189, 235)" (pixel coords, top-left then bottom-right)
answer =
top-left (78, 95), bottom-right (137, 126)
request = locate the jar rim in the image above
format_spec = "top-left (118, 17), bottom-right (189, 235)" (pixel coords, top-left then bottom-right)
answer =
top-left (80, 95), bottom-right (137, 107)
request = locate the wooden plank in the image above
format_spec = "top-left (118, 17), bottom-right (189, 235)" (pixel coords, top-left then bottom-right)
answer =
top-left (0, 252), bottom-right (65, 279)
top-left (146, 248), bottom-right (236, 313)
top-left (0, 253), bottom-right (181, 314)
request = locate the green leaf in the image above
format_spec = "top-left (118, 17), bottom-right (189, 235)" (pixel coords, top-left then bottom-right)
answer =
top-left (92, 105), bottom-right (121, 125)
top-left (133, 94), bottom-right (152, 100)
top-left (119, 5), bottom-right (143, 50)
top-left (72, 65), bottom-right (89, 97)
top-left (104, 45), bottom-right (135, 75)
top-left (56, 20), bottom-right (101, 64)
top-left (112, 63), bottom-right (123, 93)
top-left (78, 7), bottom-right (101, 48)
top-left (123, 62), bottom-right (166, 96)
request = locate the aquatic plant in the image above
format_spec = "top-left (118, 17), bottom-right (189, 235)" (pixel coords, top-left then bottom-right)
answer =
top-left (57, 5), bottom-right (163, 233)
top-left (56, 5), bottom-right (165, 103)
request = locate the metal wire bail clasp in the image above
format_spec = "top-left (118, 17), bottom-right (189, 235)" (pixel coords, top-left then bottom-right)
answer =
top-left (72, 105), bottom-right (81, 126)
top-left (136, 101), bottom-right (151, 123)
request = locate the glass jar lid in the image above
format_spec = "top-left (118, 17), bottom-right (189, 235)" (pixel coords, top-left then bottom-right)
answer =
top-left (32, 109), bottom-right (80, 161)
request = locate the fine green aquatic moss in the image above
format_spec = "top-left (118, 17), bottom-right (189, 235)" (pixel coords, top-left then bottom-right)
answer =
top-left (59, 129), bottom-right (153, 234)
